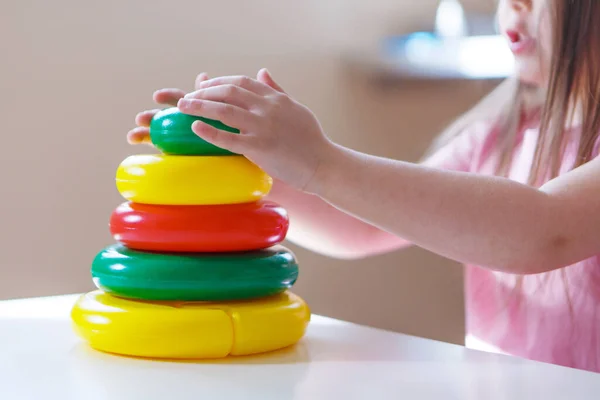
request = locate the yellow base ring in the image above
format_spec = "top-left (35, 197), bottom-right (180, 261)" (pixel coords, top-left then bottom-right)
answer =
top-left (71, 290), bottom-right (310, 359)
top-left (116, 154), bottom-right (273, 205)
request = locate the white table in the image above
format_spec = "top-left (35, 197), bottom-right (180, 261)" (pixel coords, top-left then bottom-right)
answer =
top-left (1, 294), bottom-right (598, 399)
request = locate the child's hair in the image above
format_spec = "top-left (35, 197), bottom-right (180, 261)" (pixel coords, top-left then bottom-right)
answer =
top-left (427, 0), bottom-right (600, 187)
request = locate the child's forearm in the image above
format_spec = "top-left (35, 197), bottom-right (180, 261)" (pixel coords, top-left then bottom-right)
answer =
top-left (311, 144), bottom-right (568, 274)
top-left (268, 181), bottom-right (411, 259)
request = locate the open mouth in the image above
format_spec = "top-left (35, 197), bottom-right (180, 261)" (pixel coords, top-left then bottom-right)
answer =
top-left (505, 29), bottom-right (536, 55)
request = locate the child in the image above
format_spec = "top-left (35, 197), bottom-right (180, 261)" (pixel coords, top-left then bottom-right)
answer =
top-left (128, 0), bottom-right (600, 372)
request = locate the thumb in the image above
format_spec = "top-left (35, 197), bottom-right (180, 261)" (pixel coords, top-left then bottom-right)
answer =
top-left (257, 68), bottom-right (286, 93)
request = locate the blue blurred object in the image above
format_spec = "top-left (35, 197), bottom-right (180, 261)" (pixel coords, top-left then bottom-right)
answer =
top-left (380, 32), bottom-right (514, 80)
top-left (376, 0), bottom-right (512, 80)
top-left (381, 0), bottom-right (514, 79)
top-left (344, 2), bottom-right (512, 82)
top-left (382, 32), bottom-right (514, 79)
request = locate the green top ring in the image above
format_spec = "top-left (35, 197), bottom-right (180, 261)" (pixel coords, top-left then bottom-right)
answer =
top-left (149, 107), bottom-right (239, 155)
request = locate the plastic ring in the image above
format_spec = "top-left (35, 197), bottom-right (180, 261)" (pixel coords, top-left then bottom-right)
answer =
top-left (91, 244), bottom-right (299, 301)
top-left (116, 154), bottom-right (272, 205)
top-left (109, 200), bottom-right (289, 253)
top-left (71, 290), bottom-right (310, 359)
top-left (150, 107), bottom-right (239, 156)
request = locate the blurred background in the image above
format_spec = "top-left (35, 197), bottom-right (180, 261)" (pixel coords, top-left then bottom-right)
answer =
top-left (2, 0), bottom-right (507, 346)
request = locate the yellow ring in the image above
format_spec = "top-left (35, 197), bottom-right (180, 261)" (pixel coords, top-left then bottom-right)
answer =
top-left (71, 290), bottom-right (310, 359)
top-left (116, 154), bottom-right (273, 205)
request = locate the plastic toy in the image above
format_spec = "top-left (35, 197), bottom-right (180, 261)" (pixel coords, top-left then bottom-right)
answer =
top-left (91, 244), bottom-right (299, 301)
top-left (110, 200), bottom-right (289, 252)
top-left (71, 290), bottom-right (310, 359)
top-left (150, 107), bottom-right (239, 155)
top-left (116, 154), bottom-right (272, 205)
top-left (72, 105), bottom-right (310, 360)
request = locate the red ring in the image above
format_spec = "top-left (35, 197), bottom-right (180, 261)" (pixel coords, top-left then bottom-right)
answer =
top-left (110, 200), bottom-right (289, 252)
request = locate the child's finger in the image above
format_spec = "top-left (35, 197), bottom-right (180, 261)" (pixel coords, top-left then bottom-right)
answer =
top-left (177, 98), bottom-right (260, 132)
top-left (135, 109), bottom-right (161, 127)
top-left (194, 72), bottom-right (210, 89)
top-left (140, 135), bottom-right (155, 146)
top-left (183, 85), bottom-right (265, 111)
top-left (191, 120), bottom-right (248, 155)
top-left (195, 76), bottom-right (274, 96)
top-left (153, 88), bottom-right (186, 106)
top-left (257, 68), bottom-right (286, 94)
top-left (127, 127), bottom-right (150, 144)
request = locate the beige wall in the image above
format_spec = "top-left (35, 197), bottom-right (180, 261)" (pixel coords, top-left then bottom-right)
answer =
top-left (2, 0), bottom-right (497, 345)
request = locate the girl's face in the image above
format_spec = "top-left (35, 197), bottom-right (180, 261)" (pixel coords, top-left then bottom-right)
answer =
top-left (497, 0), bottom-right (552, 87)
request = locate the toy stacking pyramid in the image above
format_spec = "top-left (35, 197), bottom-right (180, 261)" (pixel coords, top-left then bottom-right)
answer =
top-left (71, 107), bottom-right (311, 359)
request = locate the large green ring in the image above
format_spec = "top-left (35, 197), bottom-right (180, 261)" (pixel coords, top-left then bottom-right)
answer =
top-left (91, 244), bottom-right (299, 301)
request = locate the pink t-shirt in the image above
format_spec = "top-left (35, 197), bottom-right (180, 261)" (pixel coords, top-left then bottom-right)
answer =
top-left (427, 118), bottom-right (600, 373)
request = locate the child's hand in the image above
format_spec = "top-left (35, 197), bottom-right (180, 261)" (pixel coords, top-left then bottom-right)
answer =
top-left (178, 68), bottom-right (335, 193)
top-left (126, 73), bottom-right (211, 145)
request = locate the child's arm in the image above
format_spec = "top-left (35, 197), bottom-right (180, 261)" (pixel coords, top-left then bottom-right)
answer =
top-left (130, 72), bottom-right (483, 260)
top-left (256, 69), bottom-right (479, 260)
top-left (266, 123), bottom-right (483, 259)
top-left (266, 179), bottom-right (408, 259)
top-left (128, 84), bottom-right (404, 259)
top-left (181, 71), bottom-right (600, 274)
top-left (312, 144), bottom-right (600, 274)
